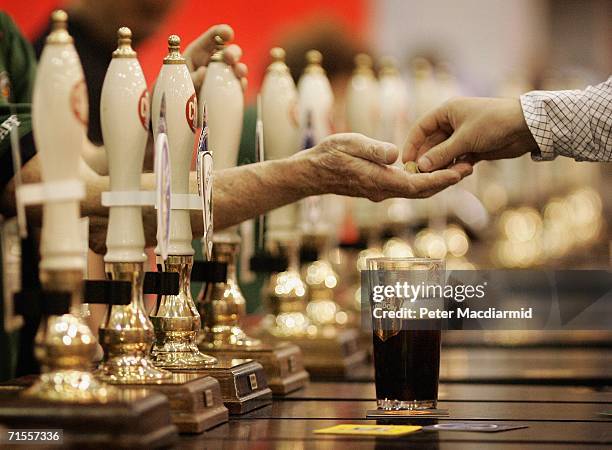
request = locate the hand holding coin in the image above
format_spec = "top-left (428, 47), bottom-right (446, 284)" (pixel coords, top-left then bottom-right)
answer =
top-left (404, 161), bottom-right (421, 174)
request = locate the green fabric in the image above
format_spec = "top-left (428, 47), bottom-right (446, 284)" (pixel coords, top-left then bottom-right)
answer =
top-left (237, 104), bottom-right (267, 313)
top-left (238, 104), bottom-right (257, 166)
top-left (0, 12), bottom-right (36, 156)
top-left (0, 12), bottom-right (36, 381)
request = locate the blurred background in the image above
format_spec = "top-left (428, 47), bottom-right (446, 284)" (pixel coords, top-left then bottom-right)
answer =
top-left (5, 0), bottom-right (610, 96)
top-left (1, 0), bottom-right (610, 382)
top-left (2, 0), bottom-right (610, 271)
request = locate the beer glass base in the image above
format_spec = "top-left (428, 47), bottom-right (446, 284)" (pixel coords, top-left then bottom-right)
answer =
top-left (377, 399), bottom-right (437, 410)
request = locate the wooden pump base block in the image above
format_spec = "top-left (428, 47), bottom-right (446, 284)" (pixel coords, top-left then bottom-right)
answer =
top-left (172, 357), bottom-right (272, 415)
top-left (0, 382), bottom-right (178, 449)
top-left (201, 341), bottom-right (310, 395)
top-left (264, 327), bottom-right (368, 378)
top-left (113, 373), bottom-right (228, 433)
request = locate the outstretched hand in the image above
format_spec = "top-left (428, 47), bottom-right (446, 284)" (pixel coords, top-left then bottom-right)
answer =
top-left (402, 97), bottom-right (539, 171)
top-left (300, 133), bottom-right (473, 200)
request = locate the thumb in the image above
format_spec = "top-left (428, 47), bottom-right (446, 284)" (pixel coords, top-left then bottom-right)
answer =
top-left (417, 135), bottom-right (464, 172)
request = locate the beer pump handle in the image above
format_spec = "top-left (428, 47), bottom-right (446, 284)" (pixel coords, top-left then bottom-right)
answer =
top-left (151, 35), bottom-right (197, 256)
top-left (346, 53), bottom-right (378, 137)
top-left (261, 47), bottom-right (299, 161)
top-left (100, 27), bottom-right (149, 263)
top-left (199, 34), bottom-right (243, 242)
top-left (32, 9), bottom-right (87, 272)
top-left (261, 47), bottom-right (300, 241)
top-left (297, 49), bottom-right (334, 146)
top-left (200, 34), bottom-right (243, 171)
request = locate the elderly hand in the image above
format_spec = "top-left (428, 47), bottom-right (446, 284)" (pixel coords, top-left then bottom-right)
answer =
top-left (298, 133), bottom-right (473, 201)
top-left (402, 97), bottom-right (539, 171)
top-left (183, 24), bottom-right (248, 93)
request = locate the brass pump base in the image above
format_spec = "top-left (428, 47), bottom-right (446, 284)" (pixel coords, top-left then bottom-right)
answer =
top-left (196, 238), bottom-right (306, 395)
top-left (113, 372), bottom-right (229, 433)
top-left (201, 341), bottom-right (309, 395)
top-left (23, 369), bottom-right (116, 404)
top-left (150, 255), bottom-right (217, 370)
top-left (260, 262), bottom-right (367, 379)
top-left (25, 269), bottom-right (119, 403)
top-left (97, 262), bottom-right (172, 384)
top-left (96, 351), bottom-right (173, 384)
top-left (260, 327), bottom-right (367, 379)
top-left (198, 238), bottom-right (261, 349)
top-left (0, 381), bottom-right (178, 448)
top-left (172, 357), bottom-right (272, 415)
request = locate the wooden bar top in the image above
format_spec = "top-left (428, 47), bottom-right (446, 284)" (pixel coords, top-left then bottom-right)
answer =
top-left (177, 382), bottom-right (612, 448)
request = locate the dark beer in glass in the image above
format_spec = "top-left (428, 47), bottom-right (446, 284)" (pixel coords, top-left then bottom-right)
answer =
top-left (367, 257), bottom-right (444, 410)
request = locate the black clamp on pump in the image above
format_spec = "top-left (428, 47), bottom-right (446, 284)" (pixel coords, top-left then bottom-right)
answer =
top-left (143, 272), bottom-right (180, 295)
top-left (249, 251), bottom-right (288, 274)
top-left (191, 261), bottom-right (228, 283)
top-left (83, 280), bottom-right (132, 305)
top-left (13, 289), bottom-right (72, 318)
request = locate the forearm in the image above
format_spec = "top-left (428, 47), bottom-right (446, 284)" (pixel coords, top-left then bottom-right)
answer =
top-left (520, 77), bottom-right (612, 162)
top-left (80, 151), bottom-right (318, 248)
top-left (206, 155), bottom-right (317, 231)
top-left (137, 154), bottom-right (317, 238)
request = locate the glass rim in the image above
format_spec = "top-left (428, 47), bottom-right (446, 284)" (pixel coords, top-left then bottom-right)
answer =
top-left (366, 257), bottom-right (445, 264)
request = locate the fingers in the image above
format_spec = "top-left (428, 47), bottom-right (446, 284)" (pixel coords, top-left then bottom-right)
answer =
top-left (405, 169), bottom-right (462, 194)
top-left (368, 165), bottom-right (464, 200)
top-left (208, 24), bottom-right (234, 45)
top-left (447, 160), bottom-right (474, 178)
top-left (224, 46), bottom-right (248, 81)
top-left (234, 62), bottom-right (248, 79)
top-left (183, 24), bottom-right (235, 71)
top-left (416, 135), bottom-right (464, 172)
top-left (184, 25), bottom-right (248, 93)
top-left (233, 61), bottom-right (248, 91)
top-left (328, 133), bottom-right (398, 165)
top-left (223, 44), bottom-right (242, 65)
top-left (402, 104), bottom-right (453, 163)
top-left (406, 129), bottom-right (451, 169)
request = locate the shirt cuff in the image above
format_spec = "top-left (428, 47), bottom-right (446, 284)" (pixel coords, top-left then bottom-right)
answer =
top-left (519, 93), bottom-right (556, 161)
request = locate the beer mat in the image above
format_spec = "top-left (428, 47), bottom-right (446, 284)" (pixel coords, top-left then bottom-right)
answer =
top-left (314, 424), bottom-right (422, 437)
top-left (423, 423), bottom-right (528, 433)
top-left (366, 409), bottom-right (449, 419)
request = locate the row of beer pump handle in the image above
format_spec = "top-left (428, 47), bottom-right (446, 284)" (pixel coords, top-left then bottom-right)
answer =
top-left (15, 11), bottom-right (409, 288)
top-left (9, 8), bottom-right (401, 399)
top-left (9, 11), bottom-right (242, 397)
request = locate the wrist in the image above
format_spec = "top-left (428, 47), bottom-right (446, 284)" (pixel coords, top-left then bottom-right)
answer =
top-left (494, 97), bottom-right (539, 159)
top-left (287, 148), bottom-right (327, 196)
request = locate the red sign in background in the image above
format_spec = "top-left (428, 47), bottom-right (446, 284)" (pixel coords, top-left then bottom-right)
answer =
top-left (1, 0), bottom-right (368, 100)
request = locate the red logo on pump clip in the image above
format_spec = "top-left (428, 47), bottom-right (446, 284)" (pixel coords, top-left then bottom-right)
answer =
top-left (138, 90), bottom-right (150, 131)
top-left (185, 93), bottom-right (197, 133)
top-left (70, 79), bottom-right (88, 127)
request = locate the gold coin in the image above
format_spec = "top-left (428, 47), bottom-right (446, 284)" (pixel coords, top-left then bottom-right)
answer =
top-left (404, 161), bottom-right (420, 174)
